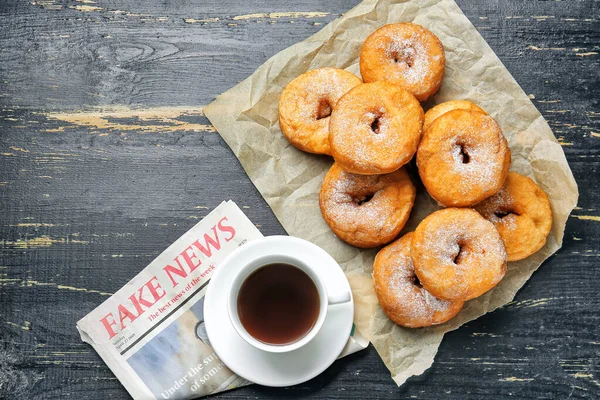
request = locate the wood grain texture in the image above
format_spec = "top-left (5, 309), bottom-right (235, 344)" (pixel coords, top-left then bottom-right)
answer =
top-left (0, 0), bottom-right (598, 399)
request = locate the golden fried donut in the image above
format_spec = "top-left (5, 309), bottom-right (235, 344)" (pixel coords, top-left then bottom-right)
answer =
top-left (474, 172), bottom-right (553, 261)
top-left (423, 100), bottom-right (486, 132)
top-left (319, 163), bottom-right (415, 248)
top-left (329, 81), bottom-right (423, 175)
top-left (417, 109), bottom-right (511, 207)
top-left (360, 23), bottom-right (445, 102)
top-left (373, 232), bottom-right (464, 328)
top-left (411, 208), bottom-right (507, 301)
top-left (278, 68), bottom-right (362, 155)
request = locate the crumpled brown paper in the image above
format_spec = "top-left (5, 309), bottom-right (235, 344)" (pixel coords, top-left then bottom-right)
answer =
top-left (203, 0), bottom-right (579, 386)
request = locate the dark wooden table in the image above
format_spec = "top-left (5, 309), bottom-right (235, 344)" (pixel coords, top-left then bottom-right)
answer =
top-left (1, 0), bottom-right (598, 399)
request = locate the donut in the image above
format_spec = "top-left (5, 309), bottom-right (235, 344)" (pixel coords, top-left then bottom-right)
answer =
top-left (474, 172), bottom-right (553, 261)
top-left (373, 232), bottom-right (464, 328)
top-left (278, 68), bottom-right (362, 155)
top-left (329, 81), bottom-right (424, 175)
top-left (423, 100), bottom-right (486, 132)
top-left (360, 23), bottom-right (445, 102)
top-left (411, 208), bottom-right (507, 301)
top-left (416, 109), bottom-right (511, 207)
top-left (319, 163), bottom-right (415, 248)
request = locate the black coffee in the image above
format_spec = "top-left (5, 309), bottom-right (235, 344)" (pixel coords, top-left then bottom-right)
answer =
top-left (237, 263), bottom-right (320, 345)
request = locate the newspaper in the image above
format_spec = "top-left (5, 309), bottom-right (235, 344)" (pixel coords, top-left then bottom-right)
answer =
top-left (77, 200), bottom-right (368, 399)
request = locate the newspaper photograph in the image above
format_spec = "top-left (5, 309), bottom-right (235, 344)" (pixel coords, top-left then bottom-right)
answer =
top-left (77, 200), bottom-right (367, 399)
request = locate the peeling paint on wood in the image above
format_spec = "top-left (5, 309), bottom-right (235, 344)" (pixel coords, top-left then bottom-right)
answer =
top-left (184, 17), bottom-right (220, 24)
top-left (232, 11), bottom-right (330, 20)
top-left (71, 5), bottom-right (103, 12)
top-left (500, 377), bottom-right (535, 382)
top-left (1, 235), bottom-right (89, 248)
top-left (43, 106), bottom-right (212, 134)
top-left (10, 223), bottom-right (57, 227)
top-left (2, 278), bottom-right (112, 296)
top-left (573, 215), bottom-right (600, 222)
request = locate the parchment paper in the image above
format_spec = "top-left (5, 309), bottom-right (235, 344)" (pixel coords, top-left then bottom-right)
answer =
top-left (204, 0), bottom-right (579, 386)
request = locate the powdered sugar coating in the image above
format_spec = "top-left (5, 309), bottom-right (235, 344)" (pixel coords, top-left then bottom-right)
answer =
top-left (373, 232), bottom-right (464, 328)
top-left (423, 100), bottom-right (486, 132)
top-left (278, 68), bottom-right (362, 155)
top-left (411, 208), bottom-right (507, 301)
top-left (416, 109), bottom-right (511, 207)
top-left (474, 172), bottom-right (553, 261)
top-left (319, 163), bottom-right (415, 248)
top-left (383, 34), bottom-right (429, 85)
top-left (329, 81), bottom-right (424, 175)
top-left (360, 23), bottom-right (445, 101)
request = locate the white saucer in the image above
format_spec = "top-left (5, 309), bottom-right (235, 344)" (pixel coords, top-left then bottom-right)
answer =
top-left (204, 236), bottom-right (354, 387)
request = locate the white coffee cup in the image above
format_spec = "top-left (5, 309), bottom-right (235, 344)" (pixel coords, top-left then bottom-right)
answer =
top-left (226, 236), bottom-right (352, 353)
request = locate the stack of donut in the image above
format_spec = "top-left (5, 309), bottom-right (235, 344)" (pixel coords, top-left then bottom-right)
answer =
top-left (278, 23), bottom-right (553, 328)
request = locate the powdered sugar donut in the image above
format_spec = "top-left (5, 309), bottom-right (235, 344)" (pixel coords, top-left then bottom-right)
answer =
top-left (279, 68), bottom-right (362, 155)
top-left (329, 81), bottom-right (424, 175)
top-left (373, 232), bottom-right (464, 328)
top-left (319, 163), bottom-right (415, 248)
top-left (411, 208), bottom-right (507, 302)
top-left (360, 23), bottom-right (445, 102)
top-left (474, 172), bottom-right (553, 261)
top-left (423, 100), bottom-right (486, 132)
top-left (417, 109), bottom-right (511, 207)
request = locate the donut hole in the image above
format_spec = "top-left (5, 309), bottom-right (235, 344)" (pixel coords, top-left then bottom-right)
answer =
top-left (452, 241), bottom-right (466, 265)
top-left (316, 99), bottom-right (332, 120)
top-left (368, 111), bottom-right (385, 134)
top-left (352, 193), bottom-right (375, 206)
top-left (390, 46), bottom-right (416, 67)
top-left (494, 210), bottom-right (519, 219)
top-left (371, 118), bottom-right (382, 134)
top-left (457, 143), bottom-right (470, 164)
top-left (412, 274), bottom-right (423, 288)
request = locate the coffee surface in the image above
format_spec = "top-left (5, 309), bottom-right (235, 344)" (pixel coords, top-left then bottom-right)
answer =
top-left (237, 263), bottom-right (320, 345)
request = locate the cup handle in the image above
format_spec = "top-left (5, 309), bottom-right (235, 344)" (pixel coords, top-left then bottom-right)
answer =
top-left (327, 291), bottom-right (351, 305)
